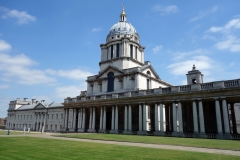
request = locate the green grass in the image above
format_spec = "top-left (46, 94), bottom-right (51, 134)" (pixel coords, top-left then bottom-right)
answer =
top-left (0, 137), bottom-right (239, 160)
top-left (55, 133), bottom-right (240, 151)
top-left (0, 130), bottom-right (36, 135)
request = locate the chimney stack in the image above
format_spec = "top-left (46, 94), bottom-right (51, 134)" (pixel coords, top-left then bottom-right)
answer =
top-left (32, 99), bottom-right (36, 104)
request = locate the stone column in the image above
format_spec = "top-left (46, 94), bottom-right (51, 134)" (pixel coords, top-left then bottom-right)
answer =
top-left (192, 101), bottom-right (199, 134)
top-left (92, 107), bottom-right (96, 130)
top-left (138, 104), bottom-right (142, 131)
top-left (82, 108), bottom-right (86, 131)
top-left (39, 113), bottom-right (42, 131)
top-left (160, 103), bottom-right (164, 133)
top-left (215, 99), bottom-right (223, 135)
top-left (115, 106), bottom-right (118, 131)
top-left (111, 106), bottom-right (115, 131)
top-left (172, 102), bottom-right (177, 134)
top-left (135, 74), bottom-right (139, 89)
top-left (89, 108), bottom-right (92, 130)
top-left (42, 113), bottom-right (47, 133)
top-left (103, 107), bottom-right (106, 130)
top-left (128, 105), bottom-right (132, 131)
top-left (36, 113), bottom-right (39, 131)
top-left (124, 106), bottom-right (128, 131)
top-left (78, 109), bottom-right (81, 129)
top-left (178, 102), bottom-right (183, 134)
top-left (72, 108), bottom-right (76, 130)
top-left (198, 100), bottom-right (205, 135)
top-left (222, 99), bottom-right (230, 134)
top-left (155, 103), bottom-right (160, 131)
top-left (100, 107), bottom-right (103, 131)
top-left (143, 104), bottom-right (147, 131)
top-left (64, 109), bottom-right (67, 129)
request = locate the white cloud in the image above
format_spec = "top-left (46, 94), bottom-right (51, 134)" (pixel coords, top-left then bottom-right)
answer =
top-left (0, 84), bottom-right (9, 89)
top-left (206, 18), bottom-right (240, 53)
top-left (55, 85), bottom-right (86, 99)
top-left (92, 28), bottom-right (101, 32)
top-left (172, 49), bottom-right (209, 60)
top-left (214, 35), bottom-right (240, 52)
top-left (190, 6), bottom-right (218, 22)
top-left (152, 45), bottom-right (163, 54)
top-left (152, 5), bottom-right (178, 14)
top-left (208, 18), bottom-right (240, 33)
top-left (0, 7), bottom-right (36, 24)
top-left (167, 55), bottom-right (214, 76)
top-left (0, 53), bottom-right (56, 85)
top-left (45, 68), bottom-right (92, 80)
top-left (0, 39), bottom-right (11, 52)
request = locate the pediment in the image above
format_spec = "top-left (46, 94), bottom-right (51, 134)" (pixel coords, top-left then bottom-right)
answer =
top-left (140, 65), bottom-right (160, 79)
top-left (34, 103), bottom-right (46, 109)
top-left (97, 65), bottom-right (124, 79)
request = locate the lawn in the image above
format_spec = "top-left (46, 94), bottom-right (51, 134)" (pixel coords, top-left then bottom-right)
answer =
top-left (55, 133), bottom-right (240, 151)
top-left (0, 137), bottom-right (239, 160)
top-left (0, 130), bottom-right (35, 135)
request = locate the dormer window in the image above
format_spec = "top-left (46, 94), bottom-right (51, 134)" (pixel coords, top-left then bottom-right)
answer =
top-left (118, 28), bottom-right (120, 31)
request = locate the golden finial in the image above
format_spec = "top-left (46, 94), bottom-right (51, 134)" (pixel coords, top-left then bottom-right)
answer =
top-left (121, 4), bottom-right (125, 14)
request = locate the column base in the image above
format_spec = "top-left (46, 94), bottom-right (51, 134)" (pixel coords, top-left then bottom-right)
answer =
top-left (173, 132), bottom-right (184, 137)
top-left (123, 130), bottom-right (132, 134)
top-left (78, 129), bottom-right (85, 132)
top-left (110, 130), bottom-right (118, 134)
top-left (98, 129), bottom-right (104, 133)
top-left (217, 133), bottom-right (232, 140)
top-left (68, 128), bottom-right (76, 132)
top-left (87, 129), bottom-right (96, 133)
top-left (137, 130), bottom-right (148, 135)
top-left (154, 131), bottom-right (165, 136)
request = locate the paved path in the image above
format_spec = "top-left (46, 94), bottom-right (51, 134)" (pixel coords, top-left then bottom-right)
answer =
top-left (2, 133), bottom-right (240, 157)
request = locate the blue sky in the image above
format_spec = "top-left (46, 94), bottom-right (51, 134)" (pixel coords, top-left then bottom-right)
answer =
top-left (0, 0), bottom-right (240, 117)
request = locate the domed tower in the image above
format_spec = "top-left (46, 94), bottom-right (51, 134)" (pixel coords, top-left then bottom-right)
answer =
top-left (86, 6), bottom-right (171, 95)
top-left (99, 6), bottom-right (145, 72)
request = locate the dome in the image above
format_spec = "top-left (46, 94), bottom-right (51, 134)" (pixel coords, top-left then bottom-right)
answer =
top-left (108, 21), bottom-right (137, 36)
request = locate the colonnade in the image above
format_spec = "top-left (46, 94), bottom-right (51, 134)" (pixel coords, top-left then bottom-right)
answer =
top-left (63, 98), bottom-right (237, 139)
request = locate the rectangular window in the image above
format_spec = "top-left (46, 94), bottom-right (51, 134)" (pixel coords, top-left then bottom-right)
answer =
top-left (99, 84), bottom-right (102, 92)
top-left (130, 44), bottom-right (133, 58)
top-left (116, 43), bottom-right (119, 57)
top-left (27, 115), bottom-right (29, 120)
top-left (147, 79), bottom-right (150, 90)
top-left (56, 114), bottom-right (58, 119)
top-left (107, 47), bottom-right (109, 59)
top-left (61, 114), bottom-right (63, 119)
top-left (135, 46), bottom-right (137, 60)
top-left (111, 45), bottom-right (113, 59)
top-left (52, 114), bottom-right (54, 119)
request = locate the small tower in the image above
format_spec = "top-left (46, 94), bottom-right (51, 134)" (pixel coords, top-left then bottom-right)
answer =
top-left (120, 4), bottom-right (127, 22)
top-left (186, 65), bottom-right (203, 85)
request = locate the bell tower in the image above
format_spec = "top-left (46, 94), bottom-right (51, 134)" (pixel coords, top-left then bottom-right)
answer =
top-left (186, 65), bottom-right (203, 85)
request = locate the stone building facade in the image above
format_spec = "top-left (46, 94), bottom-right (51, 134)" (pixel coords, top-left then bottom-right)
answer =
top-left (6, 98), bottom-right (64, 132)
top-left (6, 7), bottom-right (240, 139)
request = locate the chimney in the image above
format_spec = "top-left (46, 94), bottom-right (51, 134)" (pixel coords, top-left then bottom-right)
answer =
top-left (41, 100), bottom-right (45, 103)
top-left (24, 98), bottom-right (28, 102)
top-left (32, 99), bottom-right (36, 104)
top-left (16, 98), bottom-right (20, 101)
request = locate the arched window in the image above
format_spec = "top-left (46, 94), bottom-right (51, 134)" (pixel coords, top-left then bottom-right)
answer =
top-left (147, 79), bottom-right (150, 90)
top-left (107, 72), bottom-right (114, 92)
